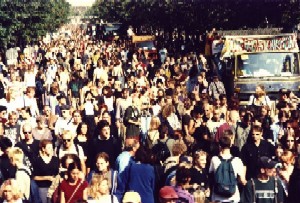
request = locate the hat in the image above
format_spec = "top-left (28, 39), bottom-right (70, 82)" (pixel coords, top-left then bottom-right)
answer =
top-left (0, 105), bottom-right (7, 112)
top-left (122, 191), bottom-right (141, 203)
top-left (159, 186), bottom-right (178, 199)
top-left (60, 105), bottom-right (70, 110)
top-left (258, 156), bottom-right (277, 169)
top-left (179, 155), bottom-right (192, 164)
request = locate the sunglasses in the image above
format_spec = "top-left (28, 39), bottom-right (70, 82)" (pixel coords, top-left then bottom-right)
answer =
top-left (23, 131), bottom-right (32, 134)
top-left (287, 140), bottom-right (294, 142)
top-left (62, 139), bottom-right (71, 142)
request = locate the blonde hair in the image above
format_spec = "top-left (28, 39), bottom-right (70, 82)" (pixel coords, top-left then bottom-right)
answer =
top-left (280, 150), bottom-right (295, 165)
top-left (87, 175), bottom-right (109, 199)
top-left (0, 179), bottom-right (22, 200)
top-left (149, 116), bottom-right (161, 131)
top-left (8, 147), bottom-right (24, 165)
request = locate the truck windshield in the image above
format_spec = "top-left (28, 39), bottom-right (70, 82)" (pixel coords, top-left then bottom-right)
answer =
top-left (237, 53), bottom-right (299, 77)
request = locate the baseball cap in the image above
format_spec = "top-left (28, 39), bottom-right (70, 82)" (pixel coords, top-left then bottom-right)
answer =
top-left (258, 156), bottom-right (277, 169)
top-left (159, 186), bottom-right (178, 199)
top-left (122, 191), bottom-right (141, 203)
top-left (179, 155), bottom-right (192, 164)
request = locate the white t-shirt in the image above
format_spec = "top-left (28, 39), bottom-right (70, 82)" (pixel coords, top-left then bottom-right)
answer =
top-left (209, 155), bottom-right (245, 202)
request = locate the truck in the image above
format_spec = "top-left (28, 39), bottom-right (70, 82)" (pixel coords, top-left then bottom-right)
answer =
top-left (132, 35), bottom-right (158, 60)
top-left (221, 33), bottom-right (300, 100)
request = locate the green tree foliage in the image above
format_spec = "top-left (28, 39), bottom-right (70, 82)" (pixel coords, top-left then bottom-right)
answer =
top-left (0, 0), bottom-right (71, 50)
top-left (88, 0), bottom-right (300, 35)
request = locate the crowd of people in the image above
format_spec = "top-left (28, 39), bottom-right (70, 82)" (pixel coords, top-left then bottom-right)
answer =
top-left (0, 24), bottom-right (299, 203)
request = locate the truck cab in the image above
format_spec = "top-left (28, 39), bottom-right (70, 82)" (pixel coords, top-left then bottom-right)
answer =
top-left (221, 34), bottom-right (300, 100)
top-left (132, 35), bottom-right (158, 60)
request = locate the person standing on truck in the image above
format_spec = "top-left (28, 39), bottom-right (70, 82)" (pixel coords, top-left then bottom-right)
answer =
top-left (208, 75), bottom-right (226, 101)
top-left (248, 84), bottom-right (271, 116)
top-left (211, 35), bottom-right (224, 78)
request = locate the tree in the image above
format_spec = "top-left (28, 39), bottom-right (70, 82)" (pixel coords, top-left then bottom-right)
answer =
top-left (0, 0), bottom-right (71, 51)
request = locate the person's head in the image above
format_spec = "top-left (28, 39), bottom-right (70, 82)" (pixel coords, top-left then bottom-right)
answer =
top-left (251, 125), bottom-right (263, 143)
top-left (36, 115), bottom-right (46, 128)
top-left (67, 162), bottom-right (81, 183)
top-left (255, 84), bottom-right (266, 97)
top-left (275, 144), bottom-right (284, 160)
top-left (124, 138), bottom-right (140, 154)
top-left (98, 177), bottom-right (110, 195)
top-left (193, 150), bottom-right (207, 169)
top-left (178, 155), bottom-right (193, 168)
top-left (7, 111), bottom-right (18, 126)
top-left (72, 110), bottom-right (82, 124)
top-left (280, 150), bottom-right (295, 169)
top-left (22, 123), bottom-right (33, 142)
top-left (95, 152), bottom-right (110, 172)
top-left (97, 120), bottom-right (110, 140)
top-left (242, 113), bottom-right (253, 127)
top-left (285, 135), bottom-right (296, 150)
top-left (172, 140), bottom-right (187, 156)
top-left (26, 87), bottom-right (35, 98)
top-left (61, 154), bottom-right (81, 169)
top-left (279, 88), bottom-right (290, 101)
top-left (39, 139), bottom-right (53, 157)
top-left (101, 110), bottom-right (111, 124)
top-left (122, 191), bottom-right (142, 203)
top-left (176, 166), bottom-right (191, 186)
top-left (258, 156), bottom-right (277, 177)
top-left (251, 116), bottom-right (263, 127)
top-left (0, 138), bottom-right (12, 155)
top-left (43, 105), bottom-right (51, 116)
top-left (212, 108), bottom-right (221, 121)
top-left (0, 179), bottom-right (22, 201)
top-left (219, 135), bottom-right (232, 149)
top-left (135, 146), bottom-right (151, 164)
top-left (76, 122), bottom-right (89, 137)
top-left (61, 105), bottom-right (71, 118)
top-left (61, 130), bottom-right (75, 149)
top-left (228, 110), bottom-right (239, 123)
top-left (0, 105), bottom-right (7, 119)
top-left (121, 88), bottom-right (129, 99)
top-left (8, 147), bottom-right (24, 167)
top-left (149, 116), bottom-right (161, 131)
top-left (159, 186), bottom-right (178, 203)
top-left (260, 105), bottom-right (270, 117)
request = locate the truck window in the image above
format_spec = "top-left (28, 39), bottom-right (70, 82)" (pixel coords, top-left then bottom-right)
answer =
top-left (237, 53), bottom-right (299, 77)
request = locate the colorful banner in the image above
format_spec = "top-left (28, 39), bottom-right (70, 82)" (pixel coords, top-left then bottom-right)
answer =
top-left (222, 34), bottom-right (299, 57)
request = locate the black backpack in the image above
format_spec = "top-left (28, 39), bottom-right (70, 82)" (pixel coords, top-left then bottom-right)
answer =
top-left (152, 139), bottom-right (171, 163)
top-left (214, 156), bottom-right (237, 197)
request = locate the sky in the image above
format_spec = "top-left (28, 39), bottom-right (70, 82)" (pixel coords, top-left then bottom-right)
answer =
top-left (66, 0), bottom-right (96, 7)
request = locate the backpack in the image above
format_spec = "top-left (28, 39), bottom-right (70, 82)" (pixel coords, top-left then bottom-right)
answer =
top-left (56, 144), bottom-right (80, 158)
top-left (214, 156), bottom-right (237, 197)
top-left (250, 176), bottom-right (278, 203)
top-left (152, 139), bottom-right (171, 163)
top-left (17, 168), bottom-right (42, 203)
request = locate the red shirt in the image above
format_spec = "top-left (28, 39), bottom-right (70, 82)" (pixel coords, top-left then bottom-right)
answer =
top-left (60, 178), bottom-right (88, 203)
